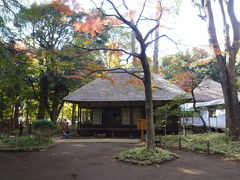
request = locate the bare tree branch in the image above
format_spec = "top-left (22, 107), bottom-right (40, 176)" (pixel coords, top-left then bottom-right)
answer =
top-left (139, 17), bottom-right (160, 22)
top-left (69, 42), bottom-right (139, 58)
top-left (135, 0), bottom-right (147, 26)
top-left (227, 0), bottom-right (240, 52)
top-left (143, 1), bottom-right (163, 42)
top-left (84, 67), bottom-right (144, 81)
top-left (122, 0), bottom-right (129, 10)
top-left (146, 34), bottom-right (180, 51)
top-left (105, 0), bottom-right (144, 43)
top-left (219, 0), bottom-right (230, 52)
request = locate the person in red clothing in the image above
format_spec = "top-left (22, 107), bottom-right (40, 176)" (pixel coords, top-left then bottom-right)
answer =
top-left (61, 119), bottom-right (69, 139)
top-left (63, 119), bottom-right (69, 134)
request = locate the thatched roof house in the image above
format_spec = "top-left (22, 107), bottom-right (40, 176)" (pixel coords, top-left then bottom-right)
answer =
top-left (64, 72), bottom-right (189, 103)
top-left (193, 79), bottom-right (223, 102)
top-left (63, 71), bottom-right (190, 137)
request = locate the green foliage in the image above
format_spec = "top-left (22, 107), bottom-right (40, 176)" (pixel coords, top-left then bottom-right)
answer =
top-left (182, 111), bottom-right (200, 117)
top-left (0, 136), bottom-right (51, 151)
top-left (236, 78), bottom-right (240, 91)
top-left (117, 147), bottom-right (177, 165)
top-left (159, 133), bottom-right (240, 161)
top-left (154, 94), bottom-right (187, 130)
top-left (160, 48), bottom-right (219, 82)
top-left (155, 94), bottom-right (187, 117)
top-left (32, 120), bottom-right (56, 134)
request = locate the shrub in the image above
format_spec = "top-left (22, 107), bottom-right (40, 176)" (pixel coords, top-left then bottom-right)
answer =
top-left (33, 120), bottom-right (56, 135)
top-left (117, 147), bottom-right (177, 165)
top-left (0, 136), bottom-right (52, 151)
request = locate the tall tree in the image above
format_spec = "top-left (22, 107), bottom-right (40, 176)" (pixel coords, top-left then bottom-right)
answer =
top-left (56, 0), bottom-right (179, 150)
top-left (14, 2), bottom-right (109, 122)
top-left (193, 0), bottom-right (240, 138)
top-left (0, 40), bottom-right (33, 128)
top-left (14, 3), bottom-right (79, 122)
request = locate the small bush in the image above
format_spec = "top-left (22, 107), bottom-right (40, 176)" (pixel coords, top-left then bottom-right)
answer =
top-left (33, 120), bottom-right (56, 135)
top-left (117, 147), bottom-right (177, 165)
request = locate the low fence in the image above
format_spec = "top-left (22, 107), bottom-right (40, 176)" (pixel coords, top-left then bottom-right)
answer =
top-left (155, 137), bottom-right (211, 155)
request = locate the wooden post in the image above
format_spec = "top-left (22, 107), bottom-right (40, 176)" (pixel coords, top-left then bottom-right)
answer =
top-left (15, 136), bottom-right (18, 147)
top-left (48, 133), bottom-right (50, 145)
top-left (179, 138), bottom-right (182, 150)
top-left (72, 103), bottom-right (76, 128)
top-left (130, 104), bottom-right (133, 138)
top-left (207, 141), bottom-right (210, 155)
top-left (38, 134), bottom-right (41, 145)
top-left (140, 130), bottom-right (144, 139)
top-left (159, 136), bottom-right (162, 147)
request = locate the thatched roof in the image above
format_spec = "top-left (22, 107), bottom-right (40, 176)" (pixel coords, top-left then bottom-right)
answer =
top-left (193, 79), bottom-right (223, 102)
top-left (63, 71), bottom-right (190, 103)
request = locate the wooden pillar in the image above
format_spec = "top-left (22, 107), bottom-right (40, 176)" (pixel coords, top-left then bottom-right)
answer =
top-left (130, 102), bottom-right (133, 129)
top-left (108, 102), bottom-right (111, 128)
top-left (72, 103), bottom-right (76, 128)
top-left (130, 102), bottom-right (134, 137)
top-left (78, 104), bottom-right (81, 127)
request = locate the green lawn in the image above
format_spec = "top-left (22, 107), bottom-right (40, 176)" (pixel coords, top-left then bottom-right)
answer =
top-left (159, 133), bottom-right (240, 161)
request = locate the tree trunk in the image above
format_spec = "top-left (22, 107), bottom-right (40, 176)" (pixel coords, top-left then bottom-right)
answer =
top-left (131, 19), bottom-right (138, 67)
top-left (0, 92), bottom-right (4, 121)
top-left (13, 100), bottom-right (21, 129)
top-left (191, 88), bottom-right (207, 131)
top-left (37, 74), bottom-right (48, 120)
top-left (153, 23), bottom-right (160, 74)
top-left (204, 0), bottom-right (240, 138)
top-left (140, 53), bottom-right (155, 150)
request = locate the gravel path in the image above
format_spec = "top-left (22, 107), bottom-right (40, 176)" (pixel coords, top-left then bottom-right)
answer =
top-left (0, 139), bottom-right (239, 180)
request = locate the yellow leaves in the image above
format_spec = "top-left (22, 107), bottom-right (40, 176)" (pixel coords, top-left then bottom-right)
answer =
top-left (190, 58), bottom-right (212, 66)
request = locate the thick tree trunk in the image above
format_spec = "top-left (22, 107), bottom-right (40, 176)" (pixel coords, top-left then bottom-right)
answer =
top-left (49, 104), bottom-right (59, 123)
top-left (204, 0), bottom-right (240, 138)
top-left (37, 74), bottom-right (48, 120)
top-left (220, 69), bottom-right (240, 138)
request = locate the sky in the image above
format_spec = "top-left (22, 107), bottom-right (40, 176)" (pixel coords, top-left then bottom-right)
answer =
top-left (25, 0), bottom-right (240, 57)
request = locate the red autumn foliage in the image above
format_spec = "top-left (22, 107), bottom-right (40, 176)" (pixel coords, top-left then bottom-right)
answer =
top-left (172, 71), bottom-right (197, 92)
top-left (51, 0), bottom-right (73, 16)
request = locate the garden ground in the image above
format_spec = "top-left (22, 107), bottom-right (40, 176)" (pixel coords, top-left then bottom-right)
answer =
top-left (0, 138), bottom-right (239, 180)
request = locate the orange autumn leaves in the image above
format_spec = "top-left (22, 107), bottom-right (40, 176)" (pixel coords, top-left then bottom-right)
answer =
top-left (51, 0), bottom-right (73, 16)
top-left (52, 0), bottom-right (120, 38)
top-left (73, 11), bottom-right (110, 37)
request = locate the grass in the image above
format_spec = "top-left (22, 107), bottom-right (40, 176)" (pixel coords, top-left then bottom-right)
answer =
top-left (158, 133), bottom-right (240, 161)
top-left (117, 147), bottom-right (177, 166)
top-left (0, 136), bottom-right (52, 151)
